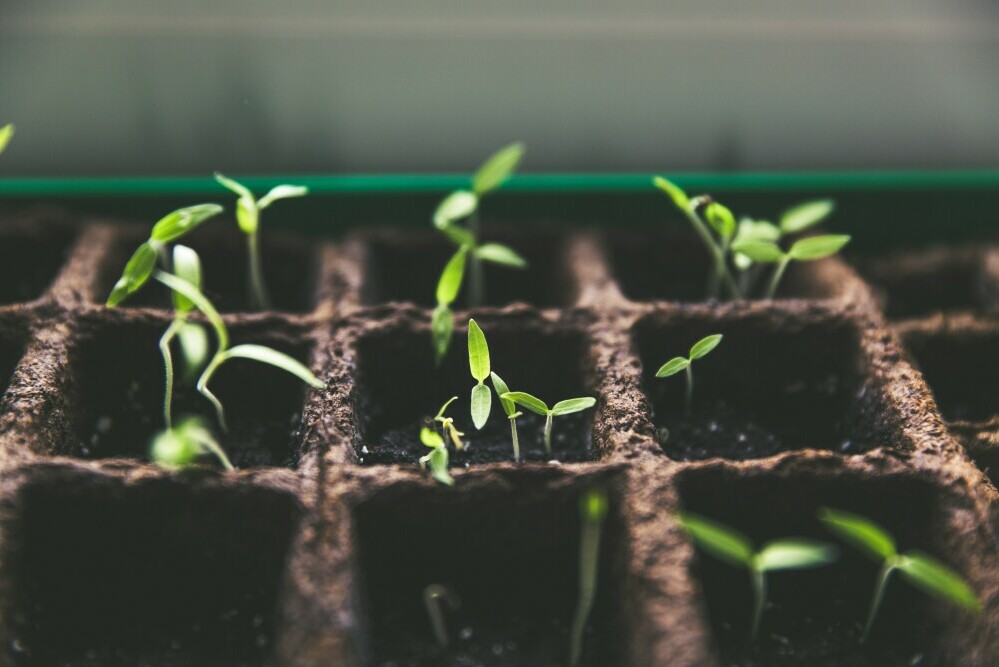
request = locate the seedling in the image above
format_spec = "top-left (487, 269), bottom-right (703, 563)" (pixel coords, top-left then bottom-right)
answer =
top-left (467, 319), bottom-right (492, 429)
top-left (656, 334), bottom-right (723, 416)
top-left (733, 234), bottom-right (851, 299)
top-left (215, 173), bottom-right (308, 310)
top-left (500, 392), bottom-right (596, 456)
top-left (150, 416), bottom-right (233, 470)
top-left (430, 143), bottom-right (527, 361)
top-left (434, 396), bottom-right (465, 451)
top-left (419, 427), bottom-right (454, 486)
top-left (819, 507), bottom-right (980, 641)
top-left (423, 583), bottom-right (460, 647)
top-left (569, 486), bottom-right (609, 667)
top-left (678, 512), bottom-right (838, 639)
top-left (0, 123), bottom-right (13, 156)
top-left (489, 371), bottom-right (523, 462)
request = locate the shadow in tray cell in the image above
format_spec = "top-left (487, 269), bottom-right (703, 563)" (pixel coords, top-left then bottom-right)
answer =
top-left (68, 320), bottom-right (312, 468)
top-left (904, 329), bottom-right (999, 424)
top-left (2, 475), bottom-right (301, 666)
top-left (678, 468), bottom-right (963, 666)
top-left (354, 478), bottom-right (626, 667)
top-left (0, 224), bottom-right (77, 304)
top-left (634, 313), bottom-right (884, 461)
top-left (354, 323), bottom-right (594, 465)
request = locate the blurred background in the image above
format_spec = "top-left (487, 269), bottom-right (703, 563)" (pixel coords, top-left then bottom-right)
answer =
top-left (2, 0), bottom-right (998, 176)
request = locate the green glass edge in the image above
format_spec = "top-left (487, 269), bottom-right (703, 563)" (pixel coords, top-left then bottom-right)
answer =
top-left (2, 170), bottom-right (999, 197)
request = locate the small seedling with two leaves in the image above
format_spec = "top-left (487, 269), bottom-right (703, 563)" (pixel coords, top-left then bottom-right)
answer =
top-left (423, 583), bottom-right (460, 648)
top-left (419, 427), bottom-right (454, 486)
top-left (678, 512), bottom-right (839, 639)
top-left (431, 143), bottom-right (527, 362)
top-left (0, 123), bottom-right (13, 157)
top-left (433, 396), bottom-right (465, 451)
top-left (151, 416), bottom-right (233, 470)
top-left (656, 334), bottom-right (722, 416)
top-left (569, 486), bottom-right (609, 667)
top-left (819, 507), bottom-right (980, 641)
top-left (214, 173), bottom-right (308, 310)
top-left (501, 392), bottom-right (596, 456)
top-left (733, 233), bottom-right (851, 299)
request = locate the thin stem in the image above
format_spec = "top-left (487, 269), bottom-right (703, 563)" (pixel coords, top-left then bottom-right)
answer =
top-left (750, 566), bottom-right (767, 640)
top-left (684, 364), bottom-right (694, 417)
top-left (247, 231), bottom-right (271, 310)
top-left (159, 319), bottom-right (185, 429)
top-left (682, 206), bottom-right (741, 300)
top-left (544, 412), bottom-right (554, 455)
top-left (468, 211), bottom-right (484, 307)
top-left (192, 432), bottom-right (235, 471)
top-left (569, 504), bottom-right (604, 666)
top-left (766, 257), bottom-right (791, 300)
top-left (510, 416), bottom-right (521, 463)
top-left (423, 584), bottom-right (459, 648)
top-left (862, 560), bottom-right (896, 642)
top-left (197, 354), bottom-right (228, 433)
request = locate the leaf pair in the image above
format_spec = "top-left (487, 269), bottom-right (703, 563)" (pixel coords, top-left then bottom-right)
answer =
top-left (214, 173), bottom-right (308, 235)
top-left (501, 391), bottom-right (596, 455)
top-left (434, 396), bottom-right (465, 450)
top-left (656, 334), bottom-right (722, 416)
top-left (734, 235), bottom-right (851, 264)
top-left (419, 427), bottom-right (454, 486)
top-left (150, 416), bottom-right (233, 471)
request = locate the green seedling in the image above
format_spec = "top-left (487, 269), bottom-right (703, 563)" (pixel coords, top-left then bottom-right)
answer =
top-left (419, 427), bottom-right (454, 486)
top-left (430, 143), bottom-right (527, 361)
top-left (819, 507), bottom-right (980, 641)
top-left (656, 334), bottom-right (723, 416)
top-left (150, 416), bottom-right (233, 470)
top-left (423, 583), bottom-right (460, 647)
top-left (467, 319), bottom-right (492, 429)
top-left (434, 396), bottom-right (465, 451)
top-left (215, 173), bottom-right (308, 310)
top-left (678, 512), bottom-right (838, 639)
top-left (569, 486), bottom-right (609, 667)
top-left (489, 371), bottom-right (523, 462)
top-left (500, 392), bottom-right (596, 456)
top-left (0, 123), bottom-right (13, 156)
top-left (733, 234), bottom-right (851, 299)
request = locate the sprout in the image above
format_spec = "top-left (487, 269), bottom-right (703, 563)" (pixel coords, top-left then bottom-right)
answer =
top-left (569, 486), bottom-right (609, 667)
top-left (423, 584), bottom-right (460, 648)
top-left (419, 427), bottom-right (454, 486)
top-left (500, 392), bottom-right (596, 456)
top-left (819, 507), bottom-right (980, 641)
top-left (150, 416), bottom-right (234, 471)
top-left (434, 396), bottom-right (465, 451)
top-left (467, 319), bottom-right (492, 429)
top-left (733, 234), bottom-right (851, 299)
top-left (0, 123), bottom-right (14, 156)
top-left (215, 173), bottom-right (309, 310)
top-left (655, 334), bottom-right (723, 416)
top-left (430, 143), bottom-right (527, 361)
top-left (678, 512), bottom-right (838, 639)
top-left (489, 371), bottom-right (523, 462)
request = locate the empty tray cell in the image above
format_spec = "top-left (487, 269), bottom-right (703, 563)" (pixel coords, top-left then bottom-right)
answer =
top-left (98, 226), bottom-right (318, 313)
top-left (605, 228), bottom-right (842, 303)
top-left (359, 230), bottom-right (573, 308)
top-left (353, 319), bottom-right (595, 465)
top-left (1, 471), bottom-right (300, 666)
top-left (633, 311), bottom-right (885, 460)
top-left (677, 467), bottom-right (971, 666)
top-left (64, 317), bottom-right (316, 467)
top-left (352, 473), bottom-right (627, 666)
top-left (0, 218), bottom-right (77, 305)
top-left (0, 318), bottom-right (27, 403)
top-left (853, 245), bottom-right (995, 320)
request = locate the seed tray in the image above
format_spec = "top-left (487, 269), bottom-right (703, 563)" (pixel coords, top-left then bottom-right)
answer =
top-left (0, 207), bottom-right (993, 666)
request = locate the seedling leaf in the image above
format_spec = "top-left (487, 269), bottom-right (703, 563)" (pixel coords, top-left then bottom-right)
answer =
top-left (490, 372), bottom-right (516, 417)
top-left (471, 383), bottom-right (492, 429)
top-left (689, 334), bottom-right (723, 360)
top-left (732, 240), bottom-right (784, 263)
top-left (214, 172), bottom-right (253, 200)
top-left (154, 270), bottom-right (228, 349)
top-left (223, 344), bottom-right (324, 389)
top-left (788, 234), bottom-right (851, 261)
top-left (473, 142), bottom-right (524, 195)
top-left (780, 199), bottom-right (835, 234)
top-left (176, 321), bottom-right (209, 376)
top-left (475, 243), bottom-right (527, 268)
top-left (756, 539), bottom-right (838, 571)
top-left (171, 245), bottom-right (202, 314)
top-left (436, 248), bottom-right (467, 305)
top-left (441, 224), bottom-right (475, 247)
top-left (421, 426), bottom-right (445, 448)
top-left (150, 204), bottom-right (224, 243)
top-left (735, 219), bottom-right (781, 244)
top-left (819, 507), bottom-right (897, 560)
top-left (896, 552), bottom-right (981, 612)
top-left (501, 391), bottom-right (548, 416)
top-left (677, 512), bottom-right (753, 567)
top-left (655, 357), bottom-right (689, 378)
top-left (107, 241), bottom-right (158, 306)
top-left (431, 304), bottom-right (454, 364)
top-left (433, 190), bottom-right (478, 229)
top-left (551, 397), bottom-right (596, 416)
top-left (0, 123), bottom-right (13, 155)
top-left (652, 176), bottom-right (689, 209)
top-left (258, 184), bottom-right (308, 209)
top-left (706, 202), bottom-right (736, 238)
top-left (467, 319), bottom-right (490, 381)
top-left (435, 396), bottom-right (459, 421)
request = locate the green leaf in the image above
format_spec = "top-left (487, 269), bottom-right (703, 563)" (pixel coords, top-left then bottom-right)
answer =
top-left (222, 344), bottom-right (324, 389)
top-left (780, 199), bottom-right (835, 234)
top-left (150, 426), bottom-right (199, 468)
top-left (420, 426), bottom-right (445, 449)
top-left (150, 204), bottom-right (224, 243)
top-left (433, 190), bottom-right (478, 229)
top-left (435, 396), bottom-right (459, 421)
top-left (426, 445), bottom-right (454, 486)
top-left (735, 219), bottom-right (781, 244)
top-left (677, 512), bottom-right (754, 568)
top-left (896, 552), bottom-right (981, 612)
top-left (652, 176), bottom-right (689, 209)
top-left (551, 397), bottom-right (596, 416)
top-left (153, 270), bottom-right (229, 350)
top-left (501, 391), bottom-right (549, 416)
top-left (171, 245), bottom-right (202, 313)
top-left (473, 142), bottom-right (524, 195)
top-left (788, 235), bottom-right (851, 261)
top-left (467, 319), bottom-right (490, 382)
top-left (176, 321), bottom-right (210, 377)
top-left (731, 240), bottom-right (785, 263)
top-left (819, 508), bottom-right (897, 561)
top-left (436, 247), bottom-right (467, 305)
top-left (475, 243), bottom-right (527, 268)
top-left (471, 382), bottom-right (492, 429)
top-left (0, 123), bottom-right (13, 156)
top-left (490, 371), bottom-right (516, 417)
top-left (755, 539), bottom-right (839, 572)
top-left (441, 224), bottom-right (475, 247)
top-left (235, 197), bottom-right (259, 234)
top-left (107, 241), bottom-right (159, 306)
top-left (655, 357), bottom-right (689, 378)
top-left (689, 334), bottom-right (723, 360)
top-left (705, 202), bottom-right (736, 238)
top-left (431, 303), bottom-right (454, 365)
top-left (258, 184), bottom-right (308, 209)
top-left (214, 172), bottom-right (253, 200)
top-left (581, 487), bottom-right (609, 522)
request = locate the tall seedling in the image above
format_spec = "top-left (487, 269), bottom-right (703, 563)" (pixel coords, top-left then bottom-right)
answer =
top-left (467, 319), bottom-right (492, 429)
top-left (569, 486), bottom-right (609, 667)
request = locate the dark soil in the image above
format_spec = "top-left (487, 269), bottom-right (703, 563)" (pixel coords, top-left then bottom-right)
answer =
top-left (0, 222), bottom-right (77, 304)
top-left (0, 322), bottom-right (27, 401)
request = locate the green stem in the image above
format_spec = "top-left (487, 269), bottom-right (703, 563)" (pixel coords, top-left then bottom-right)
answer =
top-left (197, 353), bottom-right (229, 433)
top-left (544, 412), bottom-right (553, 455)
top-left (766, 257), bottom-right (791, 299)
top-left (750, 567), bottom-right (766, 640)
top-left (682, 206), bottom-right (741, 300)
top-left (569, 504), bottom-right (604, 666)
top-left (159, 319), bottom-right (185, 429)
top-left (191, 431), bottom-right (235, 471)
top-left (862, 561), bottom-right (896, 642)
top-left (510, 416), bottom-right (521, 463)
top-left (247, 231), bottom-right (270, 310)
top-left (684, 365), bottom-right (694, 417)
